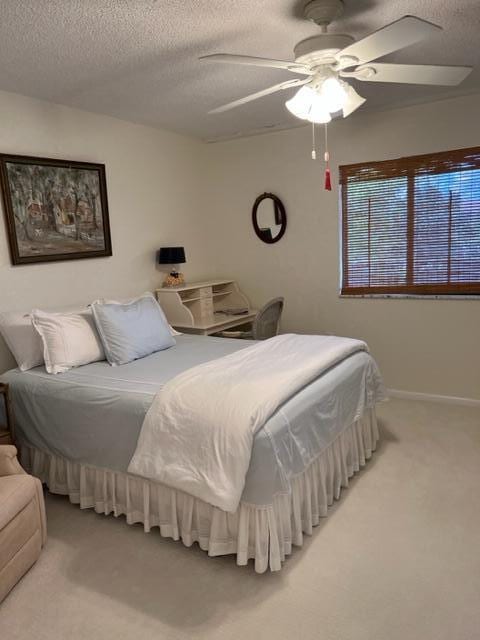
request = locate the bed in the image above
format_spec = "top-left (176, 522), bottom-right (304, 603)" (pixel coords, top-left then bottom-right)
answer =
top-left (1, 333), bottom-right (385, 572)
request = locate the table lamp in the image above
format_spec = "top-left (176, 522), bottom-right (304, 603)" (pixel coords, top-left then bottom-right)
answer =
top-left (158, 246), bottom-right (186, 287)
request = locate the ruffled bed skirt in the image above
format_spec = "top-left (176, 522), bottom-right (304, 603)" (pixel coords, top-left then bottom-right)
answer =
top-left (21, 408), bottom-right (379, 573)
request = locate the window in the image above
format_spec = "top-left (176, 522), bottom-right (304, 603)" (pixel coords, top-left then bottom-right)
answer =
top-left (340, 147), bottom-right (480, 296)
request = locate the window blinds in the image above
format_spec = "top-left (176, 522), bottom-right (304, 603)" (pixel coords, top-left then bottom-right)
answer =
top-left (340, 147), bottom-right (480, 295)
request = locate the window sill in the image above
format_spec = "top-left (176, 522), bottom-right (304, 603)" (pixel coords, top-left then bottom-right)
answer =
top-left (339, 293), bottom-right (480, 300)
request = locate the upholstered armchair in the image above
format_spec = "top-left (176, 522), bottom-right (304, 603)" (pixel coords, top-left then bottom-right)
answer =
top-left (0, 446), bottom-right (47, 602)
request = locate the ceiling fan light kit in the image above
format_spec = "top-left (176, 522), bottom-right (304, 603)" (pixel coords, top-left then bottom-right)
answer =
top-left (286, 86), bottom-right (331, 123)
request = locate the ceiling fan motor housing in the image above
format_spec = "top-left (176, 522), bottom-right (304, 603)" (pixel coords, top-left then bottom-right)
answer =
top-left (294, 33), bottom-right (355, 66)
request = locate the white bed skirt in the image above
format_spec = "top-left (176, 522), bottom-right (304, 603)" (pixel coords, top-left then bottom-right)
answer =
top-left (21, 408), bottom-right (379, 573)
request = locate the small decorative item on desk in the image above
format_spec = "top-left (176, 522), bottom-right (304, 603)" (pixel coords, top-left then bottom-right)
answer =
top-left (158, 246), bottom-right (186, 287)
top-left (0, 383), bottom-right (15, 445)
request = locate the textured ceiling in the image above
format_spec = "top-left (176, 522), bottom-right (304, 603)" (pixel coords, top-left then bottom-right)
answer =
top-left (0, 0), bottom-right (479, 141)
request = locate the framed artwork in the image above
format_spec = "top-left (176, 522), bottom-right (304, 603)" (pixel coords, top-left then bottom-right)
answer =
top-left (0, 154), bottom-right (112, 265)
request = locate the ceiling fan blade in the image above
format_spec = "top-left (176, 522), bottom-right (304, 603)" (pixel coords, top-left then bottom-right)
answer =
top-left (345, 63), bottom-right (472, 85)
top-left (208, 78), bottom-right (310, 114)
top-left (342, 86), bottom-right (366, 117)
top-left (336, 16), bottom-right (441, 68)
top-left (199, 54), bottom-right (313, 75)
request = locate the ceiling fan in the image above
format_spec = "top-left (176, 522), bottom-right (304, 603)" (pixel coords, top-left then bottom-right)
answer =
top-left (199, 0), bottom-right (472, 124)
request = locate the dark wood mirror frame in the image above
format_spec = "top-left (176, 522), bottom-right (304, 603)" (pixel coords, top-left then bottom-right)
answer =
top-left (252, 192), bottom-right (287, 244)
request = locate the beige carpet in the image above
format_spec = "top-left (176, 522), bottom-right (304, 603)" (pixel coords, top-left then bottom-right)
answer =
top-left (1, 398), bottom-right (480, 640)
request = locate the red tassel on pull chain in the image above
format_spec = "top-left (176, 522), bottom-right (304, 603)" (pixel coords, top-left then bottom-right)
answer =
top-left (324, 164), bottom-right (332, 191)
top-left (324, 124), bottom-right (332, 191)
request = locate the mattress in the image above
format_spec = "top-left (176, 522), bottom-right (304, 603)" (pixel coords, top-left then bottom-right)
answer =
top-left (1, 334), bottom-right (384, 506)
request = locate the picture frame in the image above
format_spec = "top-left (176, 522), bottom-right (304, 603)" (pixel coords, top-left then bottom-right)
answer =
top-left (0, 153), bottom-right (112, 265)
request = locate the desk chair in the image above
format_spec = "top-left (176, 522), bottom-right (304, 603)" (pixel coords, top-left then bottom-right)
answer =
top-left (219, 297), bottom-right (284, 340)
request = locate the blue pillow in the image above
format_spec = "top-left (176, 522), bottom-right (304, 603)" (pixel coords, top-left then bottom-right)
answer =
top-left (91, 295), bottom-right (175, 365)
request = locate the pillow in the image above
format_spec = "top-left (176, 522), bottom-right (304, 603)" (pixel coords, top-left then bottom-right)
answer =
top-left (91, 294), bottom-right (175, 366)
top-left (0, 311), bottom-right (44, 371)
top-left (101, 292), bottom-right (181, 336)
top-left (31, 309), bottom-right (105, 374)
top-left (0, 305), bottom-right (88, 371)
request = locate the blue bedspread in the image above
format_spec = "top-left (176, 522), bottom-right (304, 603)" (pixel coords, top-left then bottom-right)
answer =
top-left (1, 334), bottom-right (385, 505)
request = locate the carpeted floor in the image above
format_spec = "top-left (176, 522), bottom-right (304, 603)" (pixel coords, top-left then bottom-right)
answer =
top-left (1, 398), bottom-right (479, 640)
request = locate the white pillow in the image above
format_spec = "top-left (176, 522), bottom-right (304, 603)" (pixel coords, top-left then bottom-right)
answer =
top-left (31, 309), bottom-right (105, 374)
top-left (100, 292), bottom-right (181, 336)
top-left (0, 305), bottom-right (91, 371)
top-left (0, 311), bottom-right (44, 371)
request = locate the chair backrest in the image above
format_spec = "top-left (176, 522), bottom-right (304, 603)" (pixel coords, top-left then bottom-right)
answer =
top-left (252, 297), bottom-right (284, 340)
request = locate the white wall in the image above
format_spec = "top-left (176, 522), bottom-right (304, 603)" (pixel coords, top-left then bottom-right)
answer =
top-left (1, 89), bottom-right (479, 400)
top-left (203, 94), bottom-right (480, 400)
top-left (0, 90), bottom-right (212, 371)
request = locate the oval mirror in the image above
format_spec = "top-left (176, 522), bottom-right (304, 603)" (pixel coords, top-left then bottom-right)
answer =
top-left (252, 193), bottom-right (287, 244)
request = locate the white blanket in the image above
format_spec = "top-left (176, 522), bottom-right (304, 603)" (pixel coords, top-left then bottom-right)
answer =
top-left (128, 334), bottom-right (368, 512)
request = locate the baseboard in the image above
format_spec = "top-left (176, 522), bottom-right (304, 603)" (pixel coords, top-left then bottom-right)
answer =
top-left (387, 388), bottom-right (480, 408)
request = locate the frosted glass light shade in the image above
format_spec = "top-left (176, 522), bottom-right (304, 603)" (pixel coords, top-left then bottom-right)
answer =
top-left (285, 86), bottom-right (316, 120)
top-left (286, 84), bottom-right (335, 123)
top-left (307, 93), bottom-right (332, 123)
top-left (321, 77), bottom-right (348, 113)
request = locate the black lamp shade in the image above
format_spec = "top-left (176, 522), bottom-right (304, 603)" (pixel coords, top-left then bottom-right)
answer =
top-left (158, 246), bottom-right (186, 265)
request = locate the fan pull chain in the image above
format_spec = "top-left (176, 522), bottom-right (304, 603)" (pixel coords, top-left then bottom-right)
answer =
top-left (324, 123), bottom-right (332, 191)
top-left (311, 122), bottom-right (317, 160)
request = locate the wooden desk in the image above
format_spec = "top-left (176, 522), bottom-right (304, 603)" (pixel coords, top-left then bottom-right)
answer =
top-left (156, 279), bottom-right (257, 336)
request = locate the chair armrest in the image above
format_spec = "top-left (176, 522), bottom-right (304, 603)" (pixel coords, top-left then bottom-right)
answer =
top-left (0, 445), bottom-right (25, 476)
